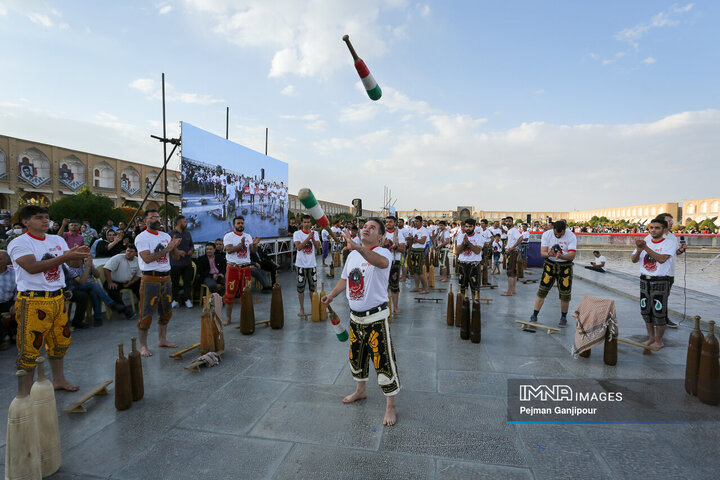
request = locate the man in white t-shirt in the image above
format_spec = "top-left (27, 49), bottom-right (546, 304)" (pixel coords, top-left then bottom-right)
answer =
top-left (223, 215), bottom-right (260, 325)
top-left (585, 251), bottom-right (607, 273)
top-left (632, 217), bottom-right (676, 350)
top-left (9, 205), bottom-right (91, 392)
top-left (135, 209), bottom-right (182, 356)
top-left (321, 227), bottom-right (331, 266)
top-left (502, 217), bottom-right (523, 296)
top-left (322, 217), bottom-right (399, 426)
top-left (293, 214), bottom-right (322, 317)
top-left (435, 221), bottom-right (452, 282)
top-left (655, 212), bottom-right (686, 329)
top-left (383, 215), bottom-right (406, 315)
top-left (398, 218), bottom-right (411, 281)
top-left (527, 220), bottom-right (577, 331)
top-left (478, 219), bottom-right (493, 286)
top-left (454, 219), bottom-right (483, 298)
top-left (406, 216), bottom-right (430, 294)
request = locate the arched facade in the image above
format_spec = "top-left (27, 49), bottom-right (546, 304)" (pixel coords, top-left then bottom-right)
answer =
top-left (120, 166), bottom-right (141, 196)
top-left (93, 161), bottom-right (115, 189)
top-left (0, 147), bottom-right (6, 180)
top-left (18, 147), bottom-right (51, 187)
top-left (59, 155), bottom-right (86, 191)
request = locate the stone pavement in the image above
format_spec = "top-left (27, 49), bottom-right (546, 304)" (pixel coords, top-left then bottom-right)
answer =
top-left (1, 266), bottom-right (719, 479)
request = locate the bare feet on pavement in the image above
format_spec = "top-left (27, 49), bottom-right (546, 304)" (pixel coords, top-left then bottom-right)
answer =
top-left (53, 380), bottom-right (79, 392)
top-left (342, 390), bottom-right (367, 404)
top-left (383, 405), bottom-right (397, 426)
top-left (158, 340), bottom-right (178, 348)
top-left (140, 346), bottom-right (153, 357)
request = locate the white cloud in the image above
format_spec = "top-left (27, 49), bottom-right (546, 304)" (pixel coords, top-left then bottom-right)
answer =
top-left (280, 85), bottom-right (296, 96)
top-left (308, 109), bottom-right (720, 211)
top-left (339, 103), bottom-right (379, 122)
top-left (26, 12), bottom-right (52, 27)
top-left (158, 4), bottom-right (173, 15)
top-left (0, 1), bottom-right (63, 28)
top-left (419, 4), bottom-right (431, 17)
top-left (643, 57), bottom-right (656, 64)
top-left (183, 0), bottom-right (408, 78)
top-left (129, 77), bottom-right (224, 105)
top-left (280, 113), bottom-right (326, 131)
top-left (615, 3), bottom-right (693, 48)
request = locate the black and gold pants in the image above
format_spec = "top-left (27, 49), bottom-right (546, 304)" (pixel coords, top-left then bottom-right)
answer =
top-left (349, 309), bottom-right (400, 396)
top-left (458, 261), bottom-right (481, 296)
top-left (640, 275), bottom-right (671, 326)
top-left (536, 260), bottom-right (573, 302)
top-left (408, 248), bottom-right (425, 276)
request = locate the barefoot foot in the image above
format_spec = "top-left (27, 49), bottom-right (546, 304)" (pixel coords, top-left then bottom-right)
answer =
top-left (342, 390), bottom-right (367, 404)
top-left (501, 291), bottom-right (512, 296)
top-left (53, 380), bottom-right (79, 392)
top-left (223, 320), bottom-right (231, 326)
top-left (140, 346), bottom-right (153, 357)
top-left (383, 405), bottom-right (397, 426)
top-left (649, 341), bottom-right (664, 350)
top-left (409, 288), bottom-right (421, 293)
top-left (158, 340), bottom-right (178, 348)
top-left (642, 338), bottom-right (654, 346)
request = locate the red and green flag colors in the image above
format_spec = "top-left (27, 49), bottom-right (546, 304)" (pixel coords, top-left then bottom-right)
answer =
top-left (298, 188), bottom-right (329, 228)
top-left (327, 305), bottom-right (349, 342)
top-left (342, 34), bottom-right (382, 101)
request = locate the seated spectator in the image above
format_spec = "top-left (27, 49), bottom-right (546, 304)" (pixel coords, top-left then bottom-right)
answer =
top-left (82, 219), bottom-right (98, 239)
top-left (0, 250), bottom-right (16, 350)
top-left (59, 218), bottom-right (85, 248)
top-left (584, 250), bottom-right (607, 273)
top-left (103, 245), bottom-right (141, 306)
top-left (255, 244), bottom-right (279, 285)
top-left (62, 266), bottom-right (91, 330)
top-left (214, 238), bottom-right (226, 259)
top-left (249, 249), bottom-right (272, 293)
top-left (95, 228), bottom-right (125, 258)
top-left (64, 256), bottom-right (135, 326)
top-left (196, 243), bottom-right (226, 294)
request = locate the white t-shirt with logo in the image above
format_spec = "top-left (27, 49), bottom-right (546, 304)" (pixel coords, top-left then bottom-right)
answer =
top-left (492, 239), bottom-right (503, 253)
top-left (384, 229), bottom-right (407, 261)
top-left (490, 227), bottom-right (503, 238)
top-left (224, 231), bottom-right (253, 265)
top-left (294, 230), bottom-right (320, 268)
top-left (436, 229), bottom-right (451, 249)
top-left (135, 229), bottom-right (172, 272)
top-left (455, 232), bottom-right (483, 262)
top-left (521, 230), bottom-right (530, 242)
top-left (540, 230), bottom-right (577, 263)
top-left (409, 227), bottom-right (430, 249)
top-left (8, 233), bottom-right (69, 291)
top-left (477, 227), bottom-right (492, 245)
top-left (506, 227), bottom-right (522, 250)
top-left (635, 235), bottom-right (676, 277)
top-left (342, 247), bottom-right (393, 312)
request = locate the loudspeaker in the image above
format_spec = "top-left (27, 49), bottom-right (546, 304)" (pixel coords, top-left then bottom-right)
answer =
top-left (261, 168), bottom-right (265, 180)
top-left (526, 214), bottom-right (531, 223)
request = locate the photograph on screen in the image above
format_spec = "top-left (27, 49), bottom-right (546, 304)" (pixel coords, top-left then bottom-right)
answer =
top-left (180, 122), bottom-right (289, 242)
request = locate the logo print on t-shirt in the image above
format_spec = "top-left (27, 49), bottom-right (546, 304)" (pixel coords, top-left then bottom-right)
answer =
top-left (41, 253), bottom-right (61, 282)
top-left (238, 241), bottom-right (248, 258)
top-left (643, 255), bottom-right (657, 272)
top-left (154, 244), bottom-right (168, 264)
top-left (348, 267), bottom-right (365, 300)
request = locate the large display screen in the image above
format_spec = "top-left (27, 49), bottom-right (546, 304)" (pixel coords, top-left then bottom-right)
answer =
top-left (180, 122), bottom-right (289, 241)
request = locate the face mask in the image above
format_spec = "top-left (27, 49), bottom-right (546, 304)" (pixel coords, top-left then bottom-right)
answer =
top-left (13, 229), bottom-right (22, 235)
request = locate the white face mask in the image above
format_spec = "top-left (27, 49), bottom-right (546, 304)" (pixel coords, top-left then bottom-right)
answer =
top-left (13, 228), bottom-right (23, 235)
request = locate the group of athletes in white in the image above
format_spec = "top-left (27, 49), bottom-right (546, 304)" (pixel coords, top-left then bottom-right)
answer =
top-left (282, 212), bottom-right (582, 427)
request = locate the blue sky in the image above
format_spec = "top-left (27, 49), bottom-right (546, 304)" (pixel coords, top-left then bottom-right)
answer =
top-left (1, 1), bottom-right (718, 212)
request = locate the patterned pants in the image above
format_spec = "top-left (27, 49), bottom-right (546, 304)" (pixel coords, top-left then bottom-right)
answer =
top-left (536, 260), bottom-right (573, 302)
top-left (349, 309), bottom-right (400, 396)
top-left (224, 264), bottom-right (251, 304)
top-left (506, 250), bottom-right (519, 278)
top-left (389, 260), bottom-right (401, 293)
top-left (438, 248), bottom-right (450, 268)
top-left (15, 293), bottom-right (69, 371)
top-left (296, 267), bottom-right (317, 293)
top-left (138, 276), bottom-right (173, 330)
top-left (458, 261), bottom-right (481, 296)
top-left (408, 249), bottom-right (425, 276)
top-left (640, 275), bottom-right (671, 326)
